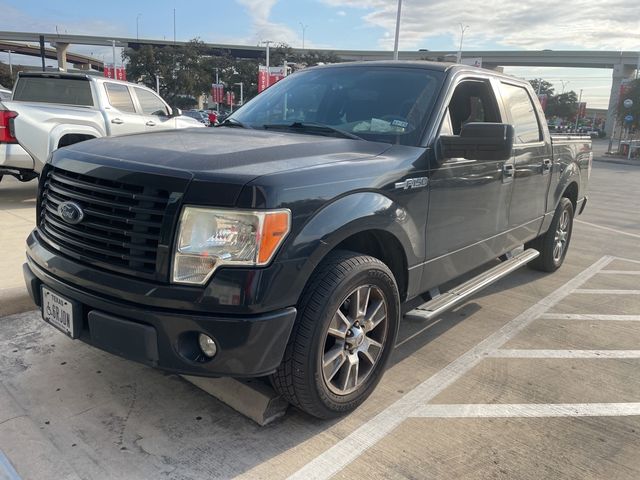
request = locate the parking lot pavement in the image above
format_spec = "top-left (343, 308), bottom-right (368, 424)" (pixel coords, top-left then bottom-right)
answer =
top-left (0, 176), bottom-right (37, 317)
top-left (1, 161), bottom-right (639, 480)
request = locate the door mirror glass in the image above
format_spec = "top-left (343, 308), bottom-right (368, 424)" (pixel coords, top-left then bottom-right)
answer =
top-left (438, 122), bottom-right (514, 161)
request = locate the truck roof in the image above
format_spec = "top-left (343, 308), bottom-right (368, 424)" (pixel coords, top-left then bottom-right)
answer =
top-left (17, 71), bottom-right (137, 88)
top-left (309, 60), bottom-right (529, 85)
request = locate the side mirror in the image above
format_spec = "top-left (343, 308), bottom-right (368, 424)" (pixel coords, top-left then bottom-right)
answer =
top-left (170, 107), bottom-right (182, 118)
top-left (438, 123), bottom-right (514, 161)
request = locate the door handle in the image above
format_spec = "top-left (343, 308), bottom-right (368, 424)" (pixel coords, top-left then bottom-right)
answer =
top-left (146, 121), bottom-right (157, 127)
top-left (542, 158), bottom-right (552, 174)
top-left (111, 118), bottom-right (124, 125)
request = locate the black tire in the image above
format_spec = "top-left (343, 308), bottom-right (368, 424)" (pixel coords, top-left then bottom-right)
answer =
top-left (526, 197), bottom-right (574, 272)
top-left (271, 250), bottom-right (400, 419)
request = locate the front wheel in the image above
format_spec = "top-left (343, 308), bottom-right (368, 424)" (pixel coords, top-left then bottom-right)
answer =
top-left (271, 251), bottom-right (400, 419)
top-left (526, 197), bottom-right (574, 272)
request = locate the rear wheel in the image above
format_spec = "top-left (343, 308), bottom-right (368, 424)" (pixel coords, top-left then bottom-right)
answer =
top-left (271, 250), bottom-right (400, 419)
top-left (526, 197), bottom-right (574, 272)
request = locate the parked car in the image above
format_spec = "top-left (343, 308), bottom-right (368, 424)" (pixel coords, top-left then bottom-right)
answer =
top-left (183, 109), bottom-right (210, 126)
top-left (0, 72), bottom-right (203, 183)
top-left (24, 62), bottom-right (591, 419)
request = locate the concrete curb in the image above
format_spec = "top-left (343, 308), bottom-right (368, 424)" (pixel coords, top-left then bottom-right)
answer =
top-left (594, 156), bottom-right (640, 167)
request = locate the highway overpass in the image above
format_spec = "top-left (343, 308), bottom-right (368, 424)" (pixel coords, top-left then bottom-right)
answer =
top-left (1, 30), bottom-right (638, 134)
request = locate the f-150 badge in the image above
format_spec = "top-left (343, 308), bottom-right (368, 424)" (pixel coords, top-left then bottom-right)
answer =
top-left (395, 177), bottom-right (428, 190)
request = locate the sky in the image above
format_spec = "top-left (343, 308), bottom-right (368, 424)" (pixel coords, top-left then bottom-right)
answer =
top-left (1, 0), bottom-right (638, 108)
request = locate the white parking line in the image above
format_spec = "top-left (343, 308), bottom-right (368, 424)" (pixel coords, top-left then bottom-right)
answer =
top-left (574, 289), bottom-right (640, 294)
top-left (540, 313), bottom-right (640, 321)
top-left (489, 349), bottom-right (640, 359)
top-left (575, 220), bottom-right (640, 240)
top-left (599, 270), bottom-right (640, 275)
top-left (288, 255), bottom-right (614, 480)
top-left (412, 403), bottom-right (640, 419)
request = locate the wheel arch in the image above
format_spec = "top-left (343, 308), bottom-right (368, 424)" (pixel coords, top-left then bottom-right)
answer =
top-left (280, 192), bottom-right (420, 304)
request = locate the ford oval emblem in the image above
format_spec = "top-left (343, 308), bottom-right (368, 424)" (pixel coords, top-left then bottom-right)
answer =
top-left (58, 201), bottom-right (85, 225)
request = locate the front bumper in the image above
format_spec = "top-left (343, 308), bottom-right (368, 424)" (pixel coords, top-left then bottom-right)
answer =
top-left (24, 255), bottom-right (297, 378)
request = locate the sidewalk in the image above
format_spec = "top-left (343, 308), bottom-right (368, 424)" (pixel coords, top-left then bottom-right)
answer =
top-left (0, 176), bottom-right (37, 316)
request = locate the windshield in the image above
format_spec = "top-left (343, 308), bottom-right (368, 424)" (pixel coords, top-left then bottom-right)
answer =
top-left (230, 66), bottom-right (444, 146)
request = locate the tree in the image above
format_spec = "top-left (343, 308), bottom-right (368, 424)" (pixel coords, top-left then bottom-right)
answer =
top-left (0, 62), bottom-right (15, 89)
top-left (123, 39), bottom-right (219, 107)
top-left (528, 79), bottom-right (554, 96)
top-left (546, 91), bottom-right (578, 119)
top-left (616, 79), bottom-right (640, 129)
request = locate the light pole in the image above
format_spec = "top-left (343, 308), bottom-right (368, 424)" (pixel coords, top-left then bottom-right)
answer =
top-left (299, 23), bottom-right (308, 49)
top-left (574, 88), bottom-right (583, 132)
top-left (136, 14), bottom-right (142, 40)
top-left (234, 82), bottom-right (244, 106)
top-left (261, 40), bottom-right (274, 88)
top-left (7, 50), bottom-right (13, 77)
top-left (392, 0), bottom-right (403, 60)
top-left (457, 23), bottom-right (469, 64)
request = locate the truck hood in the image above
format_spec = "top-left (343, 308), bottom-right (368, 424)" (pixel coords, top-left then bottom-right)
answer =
top-left (64, 127), bottom-right (390, 179)
top-left (53, 127), bottom-right (391, 206)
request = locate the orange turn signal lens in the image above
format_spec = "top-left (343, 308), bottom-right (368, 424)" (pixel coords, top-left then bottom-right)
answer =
top-left (258, 211), bottom-right (291, 264)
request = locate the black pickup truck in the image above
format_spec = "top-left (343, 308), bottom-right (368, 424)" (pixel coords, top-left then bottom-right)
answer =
top-left (24, 61), bottom-right (591, 418)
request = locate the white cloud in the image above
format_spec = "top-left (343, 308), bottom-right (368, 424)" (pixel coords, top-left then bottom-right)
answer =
top-left (320, 0), bottom-right (640, 50)
top-left (234, 0), bottom-right (303, 47)
top-left (336, 10), bottom-right (347, 16)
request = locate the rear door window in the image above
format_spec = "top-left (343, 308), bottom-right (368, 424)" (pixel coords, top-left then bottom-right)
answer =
top-left (499, 83), bottom-right (542, 144)
top-left (104, 83), bottom-right (136, 113)
top-left (13, 76), bottom-right (93, 106)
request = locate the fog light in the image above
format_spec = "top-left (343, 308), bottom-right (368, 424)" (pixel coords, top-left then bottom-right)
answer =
top-left (198, 333), bottom-right (217, 358)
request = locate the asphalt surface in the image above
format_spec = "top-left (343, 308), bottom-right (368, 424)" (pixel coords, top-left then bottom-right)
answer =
top-left (1, 142), bottom-right (639, 479)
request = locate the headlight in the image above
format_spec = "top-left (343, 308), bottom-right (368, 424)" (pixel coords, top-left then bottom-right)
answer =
top-left (172, 207), bottom-right (291, 285)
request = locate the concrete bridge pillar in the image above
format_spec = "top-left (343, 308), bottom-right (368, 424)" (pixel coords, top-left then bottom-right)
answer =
top-left (52, 42), bottom-right (69, 71)
top-left (606, 62), bottom-right (636, 137)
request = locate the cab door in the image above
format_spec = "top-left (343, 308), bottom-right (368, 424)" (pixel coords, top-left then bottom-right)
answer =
top-left (497, 81), bottom-right (553, 237)
top-left (103, 82), bottom-right (148, 136)
top-left (132, 87), bottom-right (175, 132)
top-left (422, 77), bottom-right (514, 290)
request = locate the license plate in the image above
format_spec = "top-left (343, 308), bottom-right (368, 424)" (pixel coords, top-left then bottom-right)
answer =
top-left (42, 286), bottom-right (77, 338)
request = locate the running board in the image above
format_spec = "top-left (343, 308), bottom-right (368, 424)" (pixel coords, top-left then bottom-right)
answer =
top-left (409, 249), bottom-right (540, 321)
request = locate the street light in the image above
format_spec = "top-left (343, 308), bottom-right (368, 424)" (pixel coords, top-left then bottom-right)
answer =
top-left (299, 23), bottom-right (308, 49)
top-left (456, 23), bottom-right (469, 64)
top-left (7, 50), bottom-right (13, 77)
top-left (234, 82), bottom-right (244, 106)
top-left (261, 40), bottom-right (274, 88)
top-left (392, 0), bottom-right (403, 60)
top-left (136, 13), bottom-right (142, 40)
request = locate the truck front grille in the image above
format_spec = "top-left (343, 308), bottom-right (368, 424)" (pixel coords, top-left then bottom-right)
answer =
top-left (38, 166), bottom-right (171, 280)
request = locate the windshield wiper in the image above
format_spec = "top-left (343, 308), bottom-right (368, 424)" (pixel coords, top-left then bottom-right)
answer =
top-left (218, 117), bottom-right (247, 128)
top-left (262, 122), bottom-right (363, 140)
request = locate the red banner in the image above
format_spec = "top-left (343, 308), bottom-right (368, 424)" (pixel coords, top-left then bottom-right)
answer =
top-left (225, 91), bottom-right (235, 106)
top-left (257, 66), bottom-right (286, 93)
top-left (211, 83), bottom-right (224, 103)
top-left (577, 102), bottom-right (587, 118)
top-left (104, 65), bottom-right (126, 80)
top-left (537, 94), bottom-right (548, 111)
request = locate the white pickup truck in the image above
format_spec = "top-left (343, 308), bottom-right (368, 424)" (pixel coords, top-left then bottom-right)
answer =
top-left (0, 72), bottom-right (203, 184)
